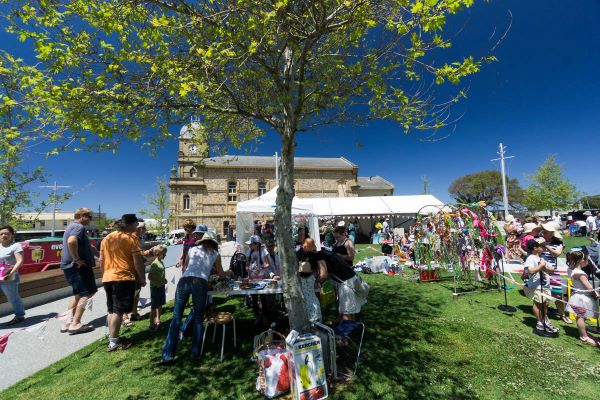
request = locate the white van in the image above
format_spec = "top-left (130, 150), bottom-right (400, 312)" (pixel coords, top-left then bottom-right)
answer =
top-left (167, 229), bottom-right (186, 245)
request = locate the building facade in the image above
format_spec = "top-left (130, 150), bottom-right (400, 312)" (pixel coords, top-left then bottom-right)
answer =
top-left (169, 123), bottom-right (394, 237)
top-left (16, 211), bottom-right (106, 233)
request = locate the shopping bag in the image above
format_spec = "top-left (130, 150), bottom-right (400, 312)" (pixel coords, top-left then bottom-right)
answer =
top-left (255, 337), bottom-right (290, 399)
top-left (319, 280), bottom-right (336, 308)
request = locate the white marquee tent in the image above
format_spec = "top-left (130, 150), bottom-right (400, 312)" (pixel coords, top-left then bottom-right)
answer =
top-left (236, 187), bottom-right (446, 245)
top-left (235, 187), bottom-right (321, 247)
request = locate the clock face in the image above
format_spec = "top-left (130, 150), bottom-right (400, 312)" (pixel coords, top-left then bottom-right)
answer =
top-left (188, 144), bottom-right (198, 153)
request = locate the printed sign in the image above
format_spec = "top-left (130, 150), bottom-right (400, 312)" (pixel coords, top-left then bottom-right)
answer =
top-left (288, 334), bottom-right (328, 400)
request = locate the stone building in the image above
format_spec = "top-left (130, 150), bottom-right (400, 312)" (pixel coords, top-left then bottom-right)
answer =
top-left (169, 124), bottom-right (394, 237)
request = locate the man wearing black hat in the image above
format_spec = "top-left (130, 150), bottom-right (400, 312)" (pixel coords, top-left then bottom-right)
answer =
top-left (98, 214), bottom-right (146, 351)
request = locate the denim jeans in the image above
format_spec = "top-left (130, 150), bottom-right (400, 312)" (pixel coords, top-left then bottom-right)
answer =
top-left (0, 273), bottom-right (25, 318)
top-left (162, 277), bottom-right (207, 359)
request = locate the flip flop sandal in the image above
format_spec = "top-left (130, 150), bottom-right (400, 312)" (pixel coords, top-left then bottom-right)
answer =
top-left (60, 326), bottom-right (70, 333)
top-left (123, 320), bottom-right (134, 328)
top-left (579, 336), bottom-right (598, 346)
top-left (68, 324), bottom-right (95, 335)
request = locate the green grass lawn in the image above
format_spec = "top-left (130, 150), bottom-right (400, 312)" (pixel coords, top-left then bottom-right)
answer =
top-left (3, 252), bottom-right (600, 399)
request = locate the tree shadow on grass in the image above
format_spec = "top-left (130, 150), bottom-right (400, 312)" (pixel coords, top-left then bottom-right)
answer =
top-left (123, 297), bottom-right (264, 400)
top-left (332, 276), bottom-right (480, 400)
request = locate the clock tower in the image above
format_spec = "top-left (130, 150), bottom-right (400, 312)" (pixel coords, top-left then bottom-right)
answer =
top-left (178, 121), bottom-right (207, 158)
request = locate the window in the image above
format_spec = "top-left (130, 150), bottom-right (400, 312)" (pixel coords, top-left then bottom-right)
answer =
top-left (189, 167), bottom-right (197, 178)
top-left (258, 181), bottom-right (267, 196)
top-left (227, 181), bottom-right (237, 202)
top-left (183, 194), bottom-right (190, 210)
top-left (40, 221), bottom-right (46, 228)
top-left (63, 220), bottom-right (68, 226)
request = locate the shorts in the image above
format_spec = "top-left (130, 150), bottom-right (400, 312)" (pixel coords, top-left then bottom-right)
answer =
top-left (103, 280), bottom-right (136, 314)
top-left (150, 286), bottom-right (166, 308)
top-left (524, 286), bottom-right (550, 304)
top-left (63, 266), bottom-right (98, 297)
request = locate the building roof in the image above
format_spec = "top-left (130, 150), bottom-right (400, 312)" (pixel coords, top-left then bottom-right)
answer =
top-left (200, 155), bottom-right (357, 169)
top-left (357, 176), bottom-right (395, 190)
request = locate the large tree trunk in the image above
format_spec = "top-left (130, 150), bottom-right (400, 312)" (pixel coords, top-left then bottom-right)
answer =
top-left (276, 129), bottom-right (309, 332)
top-left (275, 45), bottom-right (310, 332)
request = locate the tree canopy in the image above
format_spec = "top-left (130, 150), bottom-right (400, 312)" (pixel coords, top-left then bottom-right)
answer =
top-left (2, 0), bottom-right (496, 329)
top-left (448, 170), bottom-right (523, 206)
top-left (523, 155), bottom-right (578, 213)
top-left (0, 52), bottom-right (70, 225)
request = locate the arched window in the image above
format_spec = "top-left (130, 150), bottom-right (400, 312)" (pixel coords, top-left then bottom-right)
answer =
top-left (183, 194), bottom-right (190, 210)
top-left (189, 167), bottom-right (197, 178)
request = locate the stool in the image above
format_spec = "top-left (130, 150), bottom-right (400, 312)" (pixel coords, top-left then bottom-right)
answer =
top-left (201, 311), bottom-right (237, 361)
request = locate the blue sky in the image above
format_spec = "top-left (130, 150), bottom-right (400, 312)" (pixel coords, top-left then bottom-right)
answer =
top-left (5, 0), bottom-right (600, 218)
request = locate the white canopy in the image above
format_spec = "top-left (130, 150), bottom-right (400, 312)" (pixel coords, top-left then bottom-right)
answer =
top-left (310, 194), bottom-right (445, 216)
top-left (235, 187), bottom-right (320, 247)
top-left (236, 188), bottom-right (445, 245)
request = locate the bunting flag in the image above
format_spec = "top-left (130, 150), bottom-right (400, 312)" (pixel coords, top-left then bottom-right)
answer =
top-left (0, 333), bottom-right (13, 353)
top-left (24, 321), bottom-right (47, 333)
top-left (86, 298), bottom-right (93, 312)
top-left (139, 298), bottom-right (148, 308)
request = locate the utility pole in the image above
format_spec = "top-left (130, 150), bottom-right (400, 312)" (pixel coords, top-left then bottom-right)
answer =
top-left (491, 143), bottom-right (514, 220)
top-left (420, 176), bottom-right (429, 194)
top-left (39, 181), bottom-right (71, 237)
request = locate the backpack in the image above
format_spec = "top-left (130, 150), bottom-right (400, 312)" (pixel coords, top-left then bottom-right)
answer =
top-left (230, 252), bottom-right (248, 279)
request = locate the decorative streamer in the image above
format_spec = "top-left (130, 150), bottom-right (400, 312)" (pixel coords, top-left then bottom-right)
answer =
top-left (0, 332), bottom-right (13, 353)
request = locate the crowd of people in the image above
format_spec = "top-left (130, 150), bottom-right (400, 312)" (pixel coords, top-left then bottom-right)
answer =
top-left (504, 215), bottom-right (600, 346)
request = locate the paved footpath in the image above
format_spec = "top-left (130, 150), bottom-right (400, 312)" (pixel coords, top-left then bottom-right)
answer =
top-left (0, 241), bottom-right (236, 392)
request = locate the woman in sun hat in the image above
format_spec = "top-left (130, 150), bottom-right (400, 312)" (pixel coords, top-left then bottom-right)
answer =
top-left (503, 215), bottom-right (521, 261)
top-left (161, 231), bottom-right (230, 364)
top-left (520, 223), bottom-right (542, 258)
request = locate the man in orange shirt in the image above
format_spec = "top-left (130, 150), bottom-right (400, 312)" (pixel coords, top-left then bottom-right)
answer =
top-left (99, 214), bottom-right (146, 351)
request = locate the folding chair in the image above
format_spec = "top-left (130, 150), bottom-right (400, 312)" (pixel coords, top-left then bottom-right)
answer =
top-left (333, 320), bottom-right (366, 379)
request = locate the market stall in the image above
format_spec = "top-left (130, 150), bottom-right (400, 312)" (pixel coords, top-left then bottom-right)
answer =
top-left (235, 187), bottom-right (321, 248)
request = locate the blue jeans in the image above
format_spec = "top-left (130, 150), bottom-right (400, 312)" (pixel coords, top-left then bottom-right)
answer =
top-left (1, 274), bottom-right (25, 318)
top-left (162, 277), bottom-right (208, 359)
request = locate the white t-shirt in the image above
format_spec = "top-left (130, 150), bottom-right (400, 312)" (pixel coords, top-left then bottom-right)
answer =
top-left (586, 215), bottom-right (596, 230)
top-left (246, 246), bottom-right (270, 279)
top-left (525, 254), bottom-right (549, 290)
top-left (183, 246), bottom-right (219, 281)
top-left (0, 242), bottom-right (23, 280)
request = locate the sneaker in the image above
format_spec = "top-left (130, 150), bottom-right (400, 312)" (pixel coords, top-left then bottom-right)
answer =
top-left (544, 320), bottom-right (560, 333)
top-left (535, 322), bottom-right (545, 331)
top-left (107, 339), bottom-right (133, 352)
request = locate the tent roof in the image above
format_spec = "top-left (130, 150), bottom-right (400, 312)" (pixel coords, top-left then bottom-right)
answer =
top-left (236, 188), bottom-right (445, 216)
top-left (311, 194), bottom-right (445, 216)
top-left (236, 186), bottom-right (314, 215)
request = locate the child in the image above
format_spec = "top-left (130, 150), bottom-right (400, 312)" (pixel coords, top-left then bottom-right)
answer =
top-left (566, 250), bottom-right (600, 346)
top-left (148, 245), bottom-right (168, 331)
top-left (524, 239), bottom-right (559, 334)
top-left (299, 261), bottom-right (322, 323)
